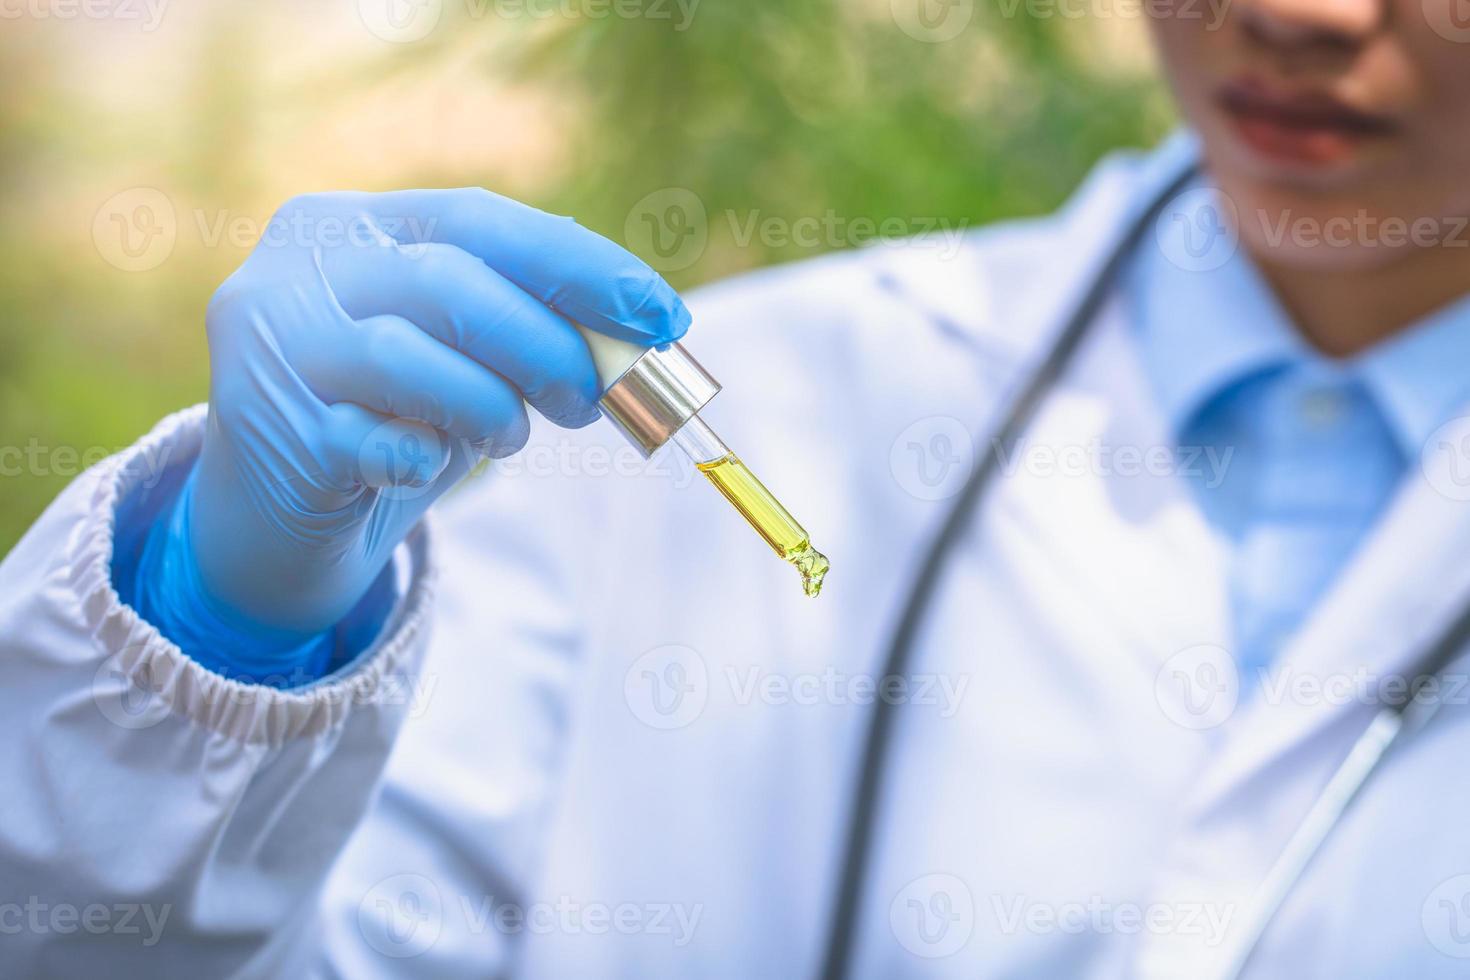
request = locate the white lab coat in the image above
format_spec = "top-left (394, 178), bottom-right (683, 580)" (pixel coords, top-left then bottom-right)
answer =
top-left (7, 133), bottom-right (1470, 978)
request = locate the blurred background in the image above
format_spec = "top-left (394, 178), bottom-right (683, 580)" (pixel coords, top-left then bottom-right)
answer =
top-left (0, 0), bottom-right (1176, 552)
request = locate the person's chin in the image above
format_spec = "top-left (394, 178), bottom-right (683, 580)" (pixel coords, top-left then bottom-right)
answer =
top-left (1198, 120), bottom-right (1423, 272)
top-left (1230, 196), bottom-right (1424, 275)
top-left (1239, 228), bottom-right (1407, 274)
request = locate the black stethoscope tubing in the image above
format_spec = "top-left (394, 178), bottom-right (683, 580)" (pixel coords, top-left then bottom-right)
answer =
top-left (816, 157), bottom-right (1470, 980)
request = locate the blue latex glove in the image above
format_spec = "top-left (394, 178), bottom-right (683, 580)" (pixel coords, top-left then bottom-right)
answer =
top-left (133, 189), bottom-right (689, 684)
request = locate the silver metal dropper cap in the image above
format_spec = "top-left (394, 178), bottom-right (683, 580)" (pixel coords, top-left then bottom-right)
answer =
top-left (597, 343), bottom-right (721, 457)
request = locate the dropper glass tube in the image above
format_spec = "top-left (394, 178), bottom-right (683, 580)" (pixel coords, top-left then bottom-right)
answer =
top-left (575, 329), bottom-right (829, 599)
top-left (671, 416), bottom-right (830, 598)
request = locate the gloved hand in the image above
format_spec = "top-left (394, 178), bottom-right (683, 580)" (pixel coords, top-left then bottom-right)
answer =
top-left (134, 189), bottom-right (689, 683)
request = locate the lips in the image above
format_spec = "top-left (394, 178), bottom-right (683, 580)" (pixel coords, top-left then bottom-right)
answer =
top-left (1217, 77), bottom-right (1399, 168)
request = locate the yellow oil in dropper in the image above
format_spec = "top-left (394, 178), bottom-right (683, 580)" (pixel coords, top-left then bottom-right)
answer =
top-left (697, 454), bottom-right (830, 597)
top-left (675, 418), bottom-right (829, 597)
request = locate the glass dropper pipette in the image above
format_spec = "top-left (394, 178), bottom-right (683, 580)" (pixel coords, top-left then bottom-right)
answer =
top-left (574, 328), bottom-right (829, 598)
top-left (672, 414), bottom-right (829, 597)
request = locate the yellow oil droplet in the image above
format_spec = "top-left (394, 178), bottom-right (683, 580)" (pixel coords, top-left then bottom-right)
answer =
top-left (697, 453), bottom-right (829, 597)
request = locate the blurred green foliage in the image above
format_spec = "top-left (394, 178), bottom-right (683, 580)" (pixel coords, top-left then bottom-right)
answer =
top-left (0, 3), bottom-right (1174, 553)
top-left (512, 0), bottom-right (1174, 281)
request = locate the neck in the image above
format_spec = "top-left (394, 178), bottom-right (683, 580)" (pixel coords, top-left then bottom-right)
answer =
top-left (1250, 243), bottom-right (1470, 359)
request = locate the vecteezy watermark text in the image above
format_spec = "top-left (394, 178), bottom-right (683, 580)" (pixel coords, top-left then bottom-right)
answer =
top-left (0, 898), bottom-right (171, 946)
top-left (0, 438), bottom-right (173, 487)
top-left (990, 894), bottom-right (1235, 945)
top-left (356, 0), bottom-right (699, 44)
top-left (994, 437), bottom-right (1236, 489)
top-left (356, 874), bottom-right (702, 958)
top-left (1258, 210), bottom-right (1470, 251)
top-left (624, 188), bottom-right (970, 273)
top-left (92, 188), bottom-right (443, 274)
top-left (624, 645), bottom-right (974, 730)
top-left (0, 0), bottom-right (169, 30)
top-left (725, 665), bottom-right (971, 718)
top-left (888, 0), bottom-right (1230, 44)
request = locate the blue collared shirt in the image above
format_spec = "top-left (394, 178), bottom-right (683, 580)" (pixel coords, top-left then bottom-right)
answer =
top-left (1130, 191), bottom-right (1470, 673)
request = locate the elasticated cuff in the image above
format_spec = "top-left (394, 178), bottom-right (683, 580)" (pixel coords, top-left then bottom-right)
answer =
top-left (70, 404), bottom-right (437, 745)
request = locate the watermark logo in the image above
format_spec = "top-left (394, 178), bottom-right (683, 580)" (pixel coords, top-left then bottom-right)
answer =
top-left (92, 187), bottom-right (176, 273)
top-left (1421, 416), bottom-right (1470, 502)
top-left (624, 644), bottom-right (709, 730)
top-left (358, 418), bottom-right (446, 502)
top-left (1155, 187), bottom-right (1238, 273)
top-left (890, 0), bottom-right (974, 42)
top-left (890, 873), bottom-right (975, 958)
top-left (357, 0), bottom-right (443, 42)
top-left (1423, 874), bottom-right (1470, 958)
top-left (890, 416), bottom-right (975, 501)
top-left (92, 646), bottom-right (168, 732)
top-left (625, 187), bottom-right (709, 273)
top-left (359, 873), bottom-right (443, 958)
top-left (1155, 644), bottom-right (1239, 730)
top-left (1424, 0), bottom-right (1470, 43)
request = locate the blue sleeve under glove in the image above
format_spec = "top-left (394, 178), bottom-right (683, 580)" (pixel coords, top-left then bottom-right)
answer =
top-left (132, 467), bottom-right (337, 686)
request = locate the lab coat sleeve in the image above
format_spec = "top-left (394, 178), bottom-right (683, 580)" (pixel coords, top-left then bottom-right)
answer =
top-left (0, 404), bottom-right (437, 978)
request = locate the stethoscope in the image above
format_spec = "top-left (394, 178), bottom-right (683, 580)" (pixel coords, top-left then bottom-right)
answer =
top-left (817, 155), bottom-right (1470, 980)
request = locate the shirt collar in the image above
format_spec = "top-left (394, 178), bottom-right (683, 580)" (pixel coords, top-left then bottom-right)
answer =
top-left (1130, 196), bottom-right (1306, 436)
top-left (1353, 296), bottom-right (1470, 455)
top-left (1131, 180), bottom-right (1470, 457)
